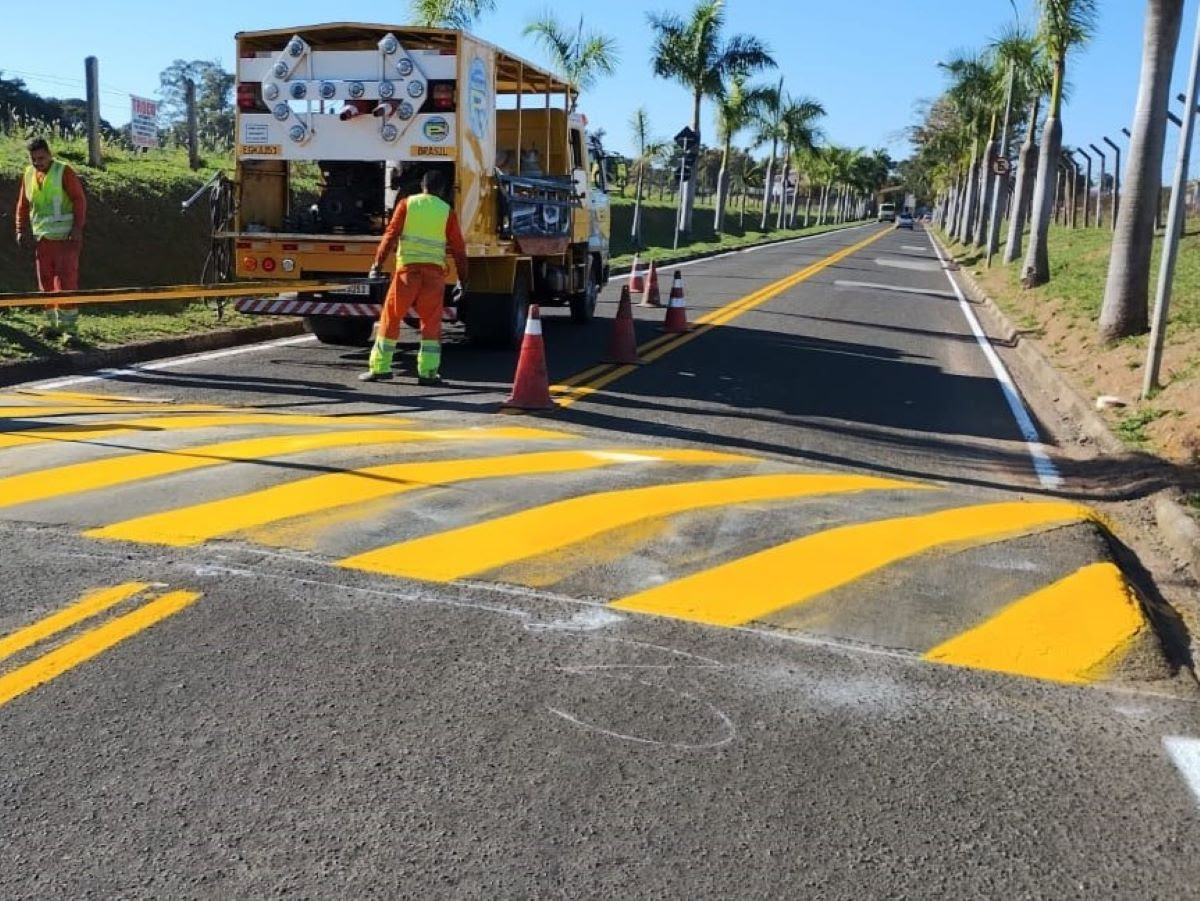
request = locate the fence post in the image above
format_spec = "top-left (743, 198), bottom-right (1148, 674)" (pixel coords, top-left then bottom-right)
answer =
top-left (186, 78), bottom-right (200, 170)
top-left (85, 56), bottom-right (103, 169)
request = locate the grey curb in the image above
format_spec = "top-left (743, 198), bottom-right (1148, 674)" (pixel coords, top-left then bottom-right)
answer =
top-left (0, 319), bottom-right (306, 387)
top-left (932, 232), bottom-right (1199, 580)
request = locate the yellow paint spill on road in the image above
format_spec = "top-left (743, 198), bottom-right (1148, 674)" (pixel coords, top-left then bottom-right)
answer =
top-left (0, 582), bottom-right (148, 661)
top-left (0, 589), bottom-right (200, 707)
top-left (347, 472), bottom-right (926, 582)
top-left (610, 501), bottom-right (1099, 626)
top-left (0, 426), bottom-right (567, 510)
top-left (921, 562), bottom-right (1146, 683)
top-left (90, 448), bottom-right (752, 547)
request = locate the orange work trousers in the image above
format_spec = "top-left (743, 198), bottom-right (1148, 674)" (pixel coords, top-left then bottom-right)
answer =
top-left (378, 264), bottom-right (445, 342)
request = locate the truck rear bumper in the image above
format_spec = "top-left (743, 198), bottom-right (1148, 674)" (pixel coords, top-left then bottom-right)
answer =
top-left (235, 297), bottom-right (382, 318)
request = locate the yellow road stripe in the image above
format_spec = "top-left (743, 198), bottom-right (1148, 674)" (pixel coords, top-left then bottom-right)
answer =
top-left (551, 228), bottom-right (891, 408)
top-left (90, 448), bottom-right (754, 547)
top-left (610, 501), bottom-right (1098, 626)
top-left (0, 589), bottom-right (200, 707)
top-left (0, 582), bottom-right (148, 661)
top-left (347, 472), bottom-right (929, 582)
top-left (0, 412), bottom-right (419, 450)
top-left (0, 404), bottom-right (229, 419)
top-left (921, 562), bottom-right (1146, 683)
top-left (0, 425), bottom-right (568, 510)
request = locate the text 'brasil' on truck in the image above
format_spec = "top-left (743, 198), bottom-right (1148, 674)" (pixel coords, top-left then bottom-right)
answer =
top-left (227, 22), bottom-right (612, 349)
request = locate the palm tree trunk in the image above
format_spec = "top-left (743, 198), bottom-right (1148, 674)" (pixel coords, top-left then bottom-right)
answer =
top-left (632, 167), bottom-right (645, 249)
top-left (803, 188), bottom-right (813, 228)
top-left (818, 182), bottom-right (831, 224)
top-left (677, 90), bottom-right (702, 234)
top-left (1022, 54), bottom-right (1067, 288)
top-left (974, 128), bottom-right (997, 248)
top-left (1004, 95), bottom-right (1042, 264)
top-left (958, 138), bottom-right (981, 243)
top-left (788, 177), bottom-right (803, 228)
top-left (715, 136), bottom-right (732, 235)
top-left (1099, 0), bottom-right (1184, 341)
top-left (760, 139), bottom-right (778, 230)
top-left (776, 149), bottom-right (792, 229)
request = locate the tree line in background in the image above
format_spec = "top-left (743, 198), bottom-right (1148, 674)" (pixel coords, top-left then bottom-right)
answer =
top-left (911, 0), bottom-right (1194, 348)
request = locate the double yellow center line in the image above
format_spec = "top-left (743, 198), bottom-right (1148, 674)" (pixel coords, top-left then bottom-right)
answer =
top-left (552, 227), bottom-right (892, 408)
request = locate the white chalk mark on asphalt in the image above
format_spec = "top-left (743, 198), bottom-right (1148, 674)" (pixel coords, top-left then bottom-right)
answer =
top-left (24, 335), bottom-right (318, 390)
top-left (833, 280), bottom-right (957, 300)
top-left (927, 233), bottom-right (1063, 490)
top-left (525, 608), bottom-right (626, 632)
top-left (1164, 737), bottom-right (1200, 807)
top-left (902, 245), bottom-right (929, 253)
top-left (875, 257), bottom-right (944, 272)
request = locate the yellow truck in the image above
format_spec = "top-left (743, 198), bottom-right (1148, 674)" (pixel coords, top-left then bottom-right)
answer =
top-left (226, 22), bottom-right (612, 348)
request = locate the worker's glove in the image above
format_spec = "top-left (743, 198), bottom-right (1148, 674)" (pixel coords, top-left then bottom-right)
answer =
top-left (451, 282), bottom-right (465, 304)
top-left (14, 231), bottom-right (24, 248)
top-left (368, 263), bottom-right (382, 279)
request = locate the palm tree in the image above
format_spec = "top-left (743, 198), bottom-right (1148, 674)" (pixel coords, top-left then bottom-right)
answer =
top-left (523, 14), bottom-right (618, 112)
top-left (735, 151), bottom-right (762, 228)
top-left (983, 25), bottom-right (1039, 257)
top-left (408, 0), bottom-right (495, 29)
top-left (629, 107), bottom-right (666, 249)
top-left (1021, 0), bottom-right (1097, 288)
top-left (1003, 37), bottom-right (1053, 263)
top-left (714, 75), bottom-right (769, 234)
top-left (1099, 0), bottom-right (1186, 342)
top-left (939, 51), bottom-right (995, 244)
top-left (753, 79), bottom-right (785, 230)
top-left (648, 0), bottom-right (775, 233)
top-left (775, 95), bottom-right (825, 229)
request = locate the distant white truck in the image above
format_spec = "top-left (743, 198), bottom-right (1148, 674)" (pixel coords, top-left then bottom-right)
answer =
top-left (877, 202), bottom-right (896, 223)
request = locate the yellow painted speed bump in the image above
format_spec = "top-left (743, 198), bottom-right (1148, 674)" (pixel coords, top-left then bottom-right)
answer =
top-left (922, 562), bottom-right (1146, 683)
top-left (342, 472), bottom-right (929, 582)
top-left (610, 501), bottom-right (1099, 626)
top-left (89, 448), bottom-right (754, 547)
top-left (0, 425), bottom-right (569, 510)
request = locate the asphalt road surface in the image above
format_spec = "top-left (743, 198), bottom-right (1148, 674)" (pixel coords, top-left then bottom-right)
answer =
top-left (2, 223), bottom-right (1200, 898)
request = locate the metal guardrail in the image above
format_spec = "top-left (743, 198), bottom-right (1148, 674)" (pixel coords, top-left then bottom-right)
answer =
top-left (0, 281), bottom-right (358, 310)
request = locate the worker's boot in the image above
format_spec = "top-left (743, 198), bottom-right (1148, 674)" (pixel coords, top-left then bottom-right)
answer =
top-left (361, 336), bottom-right (396, 383)
top-left (416, 339), bottom-right (442, 387)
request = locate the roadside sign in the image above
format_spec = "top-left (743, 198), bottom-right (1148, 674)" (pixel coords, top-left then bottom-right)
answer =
top-left (991, 157), bottom-right (1011, 176)
top-left (130, 95), bottom-right (159, 149)
top-left (674, 126), bottom-right (697, 148)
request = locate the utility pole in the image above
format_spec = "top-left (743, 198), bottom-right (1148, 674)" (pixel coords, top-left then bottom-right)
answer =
top-left (84, 56), bottom-right (103, 169)
top-left (185, 78), bottom-right (200, 170)
top-left (1102, 135), bottom-right (1121, 229)
top-left (1145, 6), bottom-right (1200, 397)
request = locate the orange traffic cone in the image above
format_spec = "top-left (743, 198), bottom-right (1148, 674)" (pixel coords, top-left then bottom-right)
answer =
top-left (640, 260), bottom-right (662, 308)
top-left (502, 305), bottom-right (556, 411)
top-left (629, 255), bottom-right (644, 296)
top-left (604, 285), bottom-right (643, 365)
top-left (661, 270), bottom-right (691, 334)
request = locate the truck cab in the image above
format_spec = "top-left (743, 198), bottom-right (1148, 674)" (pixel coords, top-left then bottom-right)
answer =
top-left (226, 23), bottom-right (610, 348)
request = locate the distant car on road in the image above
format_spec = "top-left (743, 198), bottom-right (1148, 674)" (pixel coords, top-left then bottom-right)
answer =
top-left (878, 202), bottom-right (897, 223)
top-left (895, 211), bottom-right (914, 230)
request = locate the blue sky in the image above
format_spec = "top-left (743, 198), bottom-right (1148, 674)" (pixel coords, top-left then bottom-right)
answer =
top-left (5, 0), bottom-right (1200, 173)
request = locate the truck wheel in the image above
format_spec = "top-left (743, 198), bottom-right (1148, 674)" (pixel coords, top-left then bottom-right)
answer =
top-left (464, 271), bottom-right (530, 349)
top-left (305, 315), bottom-right (375, 347)
top-left (569, 259), bottom-right (599, 323)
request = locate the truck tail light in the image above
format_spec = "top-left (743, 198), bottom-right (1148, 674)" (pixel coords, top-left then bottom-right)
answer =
top-left (261, 257), bottom-right (277, 272)
top-left (242, 257), bottom-right (258, 272)
top-left (237, 83), bottom-right (261, 111)
top-left (431, 83), bottom-right (455, 111)
top-left (282, 258), bottom-right (295, 272)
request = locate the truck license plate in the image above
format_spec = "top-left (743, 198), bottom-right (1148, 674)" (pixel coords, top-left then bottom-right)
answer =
top-left (340, 283), bottom-right (372, 296)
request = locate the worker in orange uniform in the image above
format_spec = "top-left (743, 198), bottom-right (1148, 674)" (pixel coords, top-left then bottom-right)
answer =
top-left (361, 169), bottom-right (468, 386)
top-left (14, 137), bottom-right (87, 343)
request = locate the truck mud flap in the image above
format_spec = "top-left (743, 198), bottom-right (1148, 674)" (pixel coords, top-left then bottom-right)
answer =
top-left (234, 298), bottom-right (382, 318)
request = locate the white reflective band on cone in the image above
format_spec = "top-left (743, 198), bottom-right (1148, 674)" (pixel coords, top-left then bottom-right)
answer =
top-left (525, 318), bottom-right (543, 335)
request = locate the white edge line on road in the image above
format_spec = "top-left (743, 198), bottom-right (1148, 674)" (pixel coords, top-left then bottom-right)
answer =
top-left (23, 334), bottom-right (318, 390)
top-left (609, 223), bottom-right (873, 281)
top-left (1164, 736), bottom-right (1200, 807)
top-left (927, 232), bottom-right (1063, 490)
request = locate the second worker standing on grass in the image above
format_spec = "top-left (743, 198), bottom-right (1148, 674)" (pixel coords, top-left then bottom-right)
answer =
top-left (361, 170), bottom-right (468, 386)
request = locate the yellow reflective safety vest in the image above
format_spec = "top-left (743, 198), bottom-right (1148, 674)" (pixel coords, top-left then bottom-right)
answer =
top-left (24, 160), bottom-right (75, 240)
top-left (397, 193), bottom-right (450, 269)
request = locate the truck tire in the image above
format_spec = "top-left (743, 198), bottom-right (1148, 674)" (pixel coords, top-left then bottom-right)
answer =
top-left (569, 258), bottom-right (600, 323)
top-left (305, 315), bottom-right (375, 347)
top-left (464, 271), bottom-right (530, 349)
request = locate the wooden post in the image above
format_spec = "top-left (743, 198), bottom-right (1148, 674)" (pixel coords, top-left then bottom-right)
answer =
top-left (85, 56), bottom-right (103, 169)
top-left (186, 78), bottom-right (200, 170)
